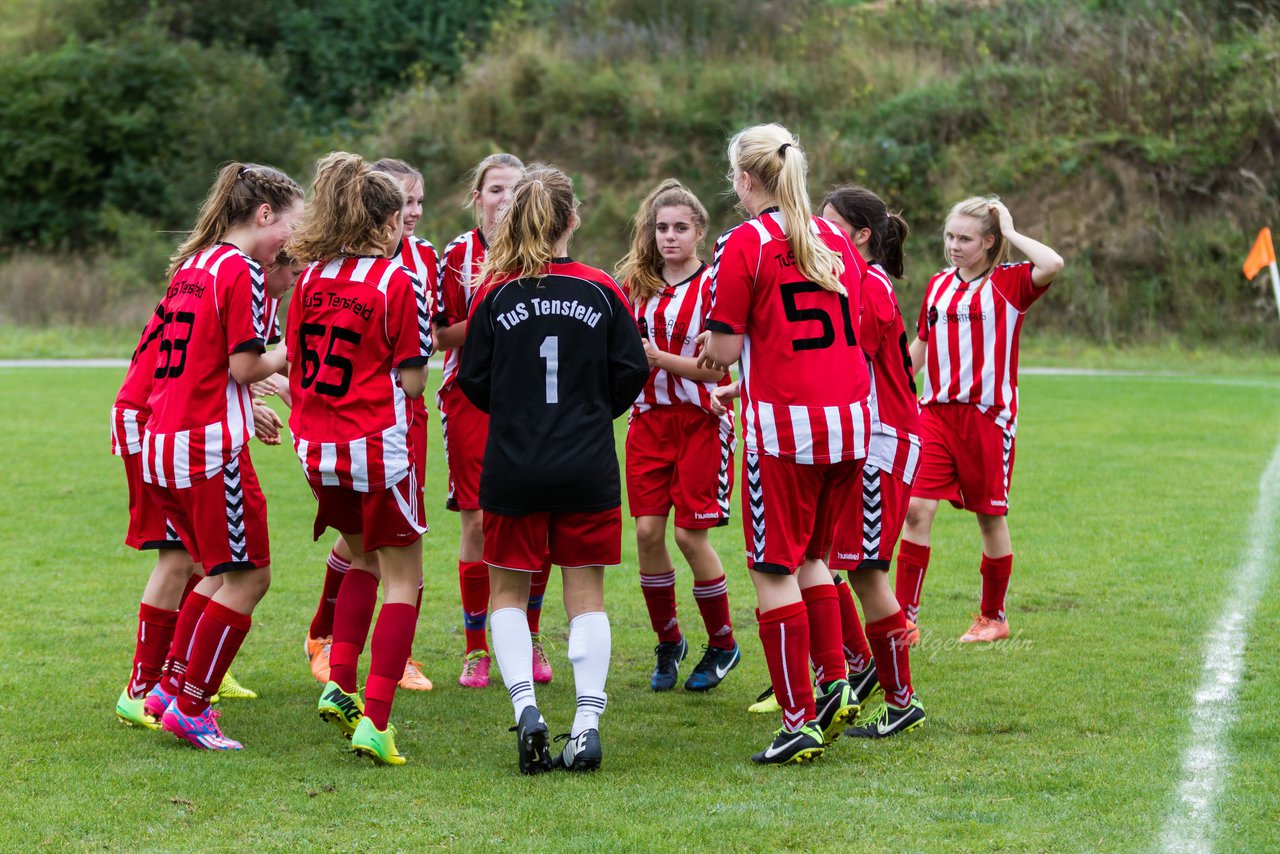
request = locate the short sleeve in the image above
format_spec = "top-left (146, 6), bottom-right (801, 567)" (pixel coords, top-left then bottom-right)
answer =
top-left (224, 258), bottom-right (267, 355)
top-left (916, 288), bottom-right (932, 343)
top-left (389, 270), bottom-right (432, 368)
top-left (437, 248), bottom-right (466, 326)
top-left (860, 279), bottom-right (897, 358)
top-left (993, 262), bottom-right (1046, 313)
top-left (458, 291), bottom-right (496, 412)
top-left (705, 226), bottom-right (756, 335)
top-left (607, 288), bottom-right (651, 418)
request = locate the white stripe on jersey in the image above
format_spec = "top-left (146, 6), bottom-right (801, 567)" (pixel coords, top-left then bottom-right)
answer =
top-left (349, 437), bottom-right (368, 492)
top-left (173, 430), bottom-right (192, 490)
top-left (824, 406), bottom-right (844, 461)
top-left (789, 405), bottom-right (812, 465)
top-left (319, 442), bottom-right (340, 487)
top-left (758, 403), bottom-right (780, 456)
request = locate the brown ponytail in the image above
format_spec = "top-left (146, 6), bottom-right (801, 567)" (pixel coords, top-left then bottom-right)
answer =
top-left (616, 178), bottom-right (709, 303)
top-left (168, 162), bottom-right (302, 277)
top-left (286, 152), bottom-right (406, 262)
top-left (728, 124), bottom-right (844, 294)
top-left (822, 185), bottom-right (910, 278)
top-left (480, 165), bottom-right (576, 281)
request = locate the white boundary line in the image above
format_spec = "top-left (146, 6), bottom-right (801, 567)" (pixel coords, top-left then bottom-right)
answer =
top-left (1160, 435), bottom-right (1280, 854)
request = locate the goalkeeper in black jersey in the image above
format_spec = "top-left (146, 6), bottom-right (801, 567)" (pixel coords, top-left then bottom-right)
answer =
top-left (459, 165), bottom-right (647, 774)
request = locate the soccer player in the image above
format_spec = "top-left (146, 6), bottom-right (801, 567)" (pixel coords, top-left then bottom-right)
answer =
top-left (286, 152), bottom-right (433, 766)
top-left (143, 162), bottom-right (302, 750)
top-left (615, 179), bottom-right (739, 692)
top-left (698, 124), bottom-right (871, 765)
top-left (435, 153), bottom-right (556, 689)
top-left (301, 156), bottom-right (436, 694)
top-left (458, 165), bottom-right (648, 773)
top-left (898, 197), bottom-right (1064, 642)
top-left (820, 185), bottom-right (925, 738)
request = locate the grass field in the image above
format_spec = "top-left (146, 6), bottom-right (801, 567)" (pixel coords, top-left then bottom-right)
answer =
top-left (2, 365), bottom-right (1279, 852)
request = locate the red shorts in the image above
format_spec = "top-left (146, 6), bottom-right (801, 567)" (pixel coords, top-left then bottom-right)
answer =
top-left (625, 405), bottom-right (733, 529)
top-left (744, 452), bottom-right (865, 575)
top-left (848, 463), bottom-right (911, 570)
top-left (410, 399), bottom-right (428, 486)
top-left (311, 469), bottom-right (426, 552)
top-left (121, 451), bottom-right (184, 551)
top-left (145, 450), bottom-right (269, 575)
top-left (483, 506), bottom-right (622, 572)
top-left (913, 404), bottom-right (1015, 516)
top-left (437, 384), bottom-right (488, 512)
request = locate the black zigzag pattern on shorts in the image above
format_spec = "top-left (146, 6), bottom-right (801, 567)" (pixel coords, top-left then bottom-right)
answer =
top-left (224, 457), bottom-right (247, 563)
top-left (862, 467), bottom-right (883, 558)
top-left (747, 453), bottom-right (765, 563)
top-left (716, 430), bottom-right (733, 518)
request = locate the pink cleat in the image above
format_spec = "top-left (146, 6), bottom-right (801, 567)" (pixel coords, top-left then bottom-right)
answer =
top-left (458, 649), bottom-right (491, 688)
top-left (160, 702), bottom-right (242, 750)
top-left (143, 684), bottom-right (176, 721)
top-left (958, 615), bottom-right (1010, 643)
top-left (531, 633), bottom-right (554, 685)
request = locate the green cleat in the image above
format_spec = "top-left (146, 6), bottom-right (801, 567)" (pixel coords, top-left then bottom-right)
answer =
top-left (217, 670), bottom-right (258, 700)
top-left (115, 688), bottom-right (160, 730)
top-left (351, 717), bottom-right (406, 766)
top-left (318, 681), bottom-right (364, 738)
top-left (747, 685), bottom-right (781, 714)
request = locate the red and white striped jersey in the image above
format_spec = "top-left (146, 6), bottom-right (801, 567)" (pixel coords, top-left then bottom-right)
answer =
top-left (916, 261), bottom-right (1047, 434)
top-left (630, 264), bottom-right (733, 436)
top-left (861, 264), bottom-right (922, 483)
top-left (393, 233), bottom-right (439, 426)
top-left (435, 228), bottom-right (486, 394)
top-left (110, 302), bottom-right (165, 456)
top-left (706, 210), bottom-right (872, 465)
top-left (142, 245), bottom-right (280, 487)
top-left (286, 256), bottom-right (432, 492)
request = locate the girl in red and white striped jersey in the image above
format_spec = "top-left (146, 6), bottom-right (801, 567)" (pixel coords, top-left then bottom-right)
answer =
top-left (143, 163), bottom-right (302, 751)
top-left (898, 197), bottom-right (1064, 643)
top-left (616, 179), bottom-right (739, 693)
top-left (699, 124), bottom-right (870, 765)
top-left (286, 152), bottom-right (433, 766)
top-left (434, 154), bottom-right (557, 689)
top-left (301, 157), bottom-right (437, 694)
top-left (818, 185), bottom-right (924, 737)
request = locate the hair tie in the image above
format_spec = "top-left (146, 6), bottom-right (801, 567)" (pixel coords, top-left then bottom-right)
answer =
top-left (778, 143), bottom-right (792, 157)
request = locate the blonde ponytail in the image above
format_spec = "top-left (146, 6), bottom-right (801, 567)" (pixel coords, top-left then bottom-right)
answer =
top-left (616, 178), bottom-right (709, 303)
top-left (728, 124), bottom-right (844, 294)
top-left (286, 152), bottom-right (406, 263)
top-left (480, 165), bottom-right (576, 281)
top-left (168, 162), bottom-right (302, 278)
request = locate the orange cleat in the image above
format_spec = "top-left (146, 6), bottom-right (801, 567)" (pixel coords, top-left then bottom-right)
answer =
top-left (306, 635), bottom-right (332, 683)
top-left (399, 658), bottom-right (434, 691)
top-left (958, 615), bottom-right (1010, 643)
top-left (903, 619), bottom-right (921, 647)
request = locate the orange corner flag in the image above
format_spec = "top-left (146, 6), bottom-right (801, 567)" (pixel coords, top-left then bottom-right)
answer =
top-left (1244, 227), bottom-right (1275, 280)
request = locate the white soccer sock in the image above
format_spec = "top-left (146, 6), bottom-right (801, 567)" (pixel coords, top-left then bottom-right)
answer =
top-left (490, 607), bottom-right (536, 723)
top-left (568, 611), bottom-right (610, 737)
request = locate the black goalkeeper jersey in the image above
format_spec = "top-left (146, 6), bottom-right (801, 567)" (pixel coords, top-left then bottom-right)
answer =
top-left (459, 258), bottom-right (648, 514)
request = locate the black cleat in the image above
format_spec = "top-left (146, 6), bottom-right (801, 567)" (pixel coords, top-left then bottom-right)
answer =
top-left (509, 706), bottom-right (553, 774)
top-left (684, 643), bottom-right (741, 692)
top-left (813, 679), bottom-right (859, 744)
top-left (848, 659), bottom-right (882, 707)
top-left (751, 723), bottom-right (825, 765)
top-left (845, 695), bottom-right (926, 739)
top-left (650, 636), bottom-right (689, 691)
top-left (551, 729), bottom-right (602, 772)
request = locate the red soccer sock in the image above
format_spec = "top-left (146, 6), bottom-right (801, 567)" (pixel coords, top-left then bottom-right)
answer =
top-left (160, 591), bottom-right (210, 696)
top-left (757, 601), bottom-right (814, 730)
top-left (895, 539), bottom-right (931, 623)
top-left (692, 574), bottom-right (735, 649)
top-left (639, 569), bottom-right (681, 643)
top-left (309, 547), bottom-right (351, 640)
top-left (527, 553), bottom-right (551, 635)
top-left (801, 583), bottom-right (847, 685)
top-left (980, 553), bottom-right (1013, 622)
top-left (128, 603), bottom-right (178, 698)
top-left (177, 574), bottom-right (200, 609)
top-left (330, 567), bottom-right (380, 693)
top-left (459, 560), bottom-right (490, 653)
top-left (363, 603), bottom-right (418, 730)
top-left (866, 609), bottom-right (914, 707)
top-left (834, 575), bottom-right (871, 673)
top-left (176, 600), bottom-right (251, 715)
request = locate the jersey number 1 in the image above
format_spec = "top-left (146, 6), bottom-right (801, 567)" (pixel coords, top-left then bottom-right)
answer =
top-left (540, 336), bottom-right (559, 404)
